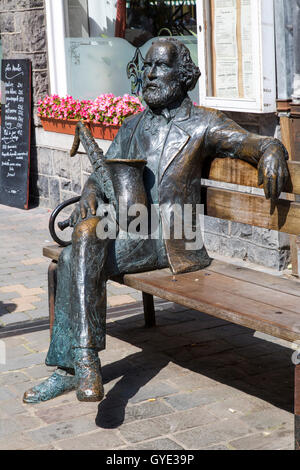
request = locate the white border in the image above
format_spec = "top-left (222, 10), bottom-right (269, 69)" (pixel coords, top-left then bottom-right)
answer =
top-left (45, 0), bottom-right (68, 96)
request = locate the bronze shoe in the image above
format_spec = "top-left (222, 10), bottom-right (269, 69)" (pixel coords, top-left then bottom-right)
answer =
top-left (74, 348), bottom-right (104, 402)
top-left (23, 369), bottom-right (76, 404)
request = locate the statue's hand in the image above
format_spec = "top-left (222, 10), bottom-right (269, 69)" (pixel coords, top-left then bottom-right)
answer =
top-left (69, 204), bottom-right (80, 228)
top-left (79, 189), bottom-right (98, 219)
top-left (258, 145), bottom-right (289, 201)
top-left (69, 187), bottom-right (99, 228)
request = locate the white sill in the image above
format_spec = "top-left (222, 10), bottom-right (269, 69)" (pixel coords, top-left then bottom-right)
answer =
top-left (35, 126), bottom-right (112, 154)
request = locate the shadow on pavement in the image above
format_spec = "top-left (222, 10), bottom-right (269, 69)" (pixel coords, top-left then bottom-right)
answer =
top-left (96, 307), bottom-right (294, 429)
top-left (0, 300), bottom-right (17, 316)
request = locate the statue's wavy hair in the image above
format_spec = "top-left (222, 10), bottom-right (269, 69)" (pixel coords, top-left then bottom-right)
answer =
top-left (153, 37), bottom-right (201, 92)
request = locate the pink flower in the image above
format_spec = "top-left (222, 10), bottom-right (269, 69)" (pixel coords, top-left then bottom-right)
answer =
top-left (38, 93), bottom-right (144, 126)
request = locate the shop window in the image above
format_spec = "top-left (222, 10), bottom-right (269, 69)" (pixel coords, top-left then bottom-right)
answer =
top-left (45, 0), bottom-right (199, 103)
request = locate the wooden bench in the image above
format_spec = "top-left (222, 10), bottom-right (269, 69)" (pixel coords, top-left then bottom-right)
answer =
top-left (43, 157), bottom-right (300, 450)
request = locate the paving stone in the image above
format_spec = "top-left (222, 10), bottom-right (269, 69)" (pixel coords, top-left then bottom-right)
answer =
top-left (164, 385), bottom-right (241, 411)
top-left (134, 438), bottom-right (185, 450)
top-left (204, 444), bottom-right (230, 450)
top-left (235, 344), bottom-right (275, 359)
top-left (163, 339), bottom-right (233, 363)
top-left (27, 308), bottom-right (49, 320)
top-left (0, 352), bottom-right (46, 372)
top-left (127, 381), bottom-right (179, 404)
top-left (158, 320), bottom-right (215, 338)
top-left (239, 408), bottom-right (293, 432)
top-left (56, 429), bottom-right (126, 450)
top-left (167, 372), bottom-right (219, 392)
top-left (0, 397), bottom-right (28, 415)
top-left (23, 330), bottom-right (51, 351)
top-left (0, 387), bottom-right (16, 401)
top-left (0, 312), bottom-right (32, 325)
top-left (229, 426), bottom-right (293, 450)
top-left (22, 258), bottom-right (46, 266)
top-left (35, 401), bottom-right (100, 425)
top-left (25, 414), bottom-right (99, 445)
top-left (0, 371), bottom-right (30, 386)
top-left (203, 396), bottom-right (273, 419)
top-left (0, 432), bottom-right (36, 450)
top-left (24, 365), bottom-right (55, 380)
top-left (119, 407), bottom-right (217, 443)
top-left (107, 295), bottom-right (137, 307)
top-left (175, 418), bottom-right (252, 449)
top-left (125, 399), bottom-right (173, 421)
top-left (119, 418), bottom-right (170, 443)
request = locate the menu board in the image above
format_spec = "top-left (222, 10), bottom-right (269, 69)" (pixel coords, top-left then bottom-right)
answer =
top-left (0, 59), bottom-right (32, 209)
top-left (210, 0), bottom-right (254, 100)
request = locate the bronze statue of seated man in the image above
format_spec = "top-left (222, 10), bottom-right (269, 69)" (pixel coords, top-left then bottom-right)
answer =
top-left (23, 38), bottom-right (289, 404)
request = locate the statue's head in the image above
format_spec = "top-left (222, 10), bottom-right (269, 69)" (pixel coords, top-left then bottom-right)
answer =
top-left (142, 37), bottom-right (200, 109)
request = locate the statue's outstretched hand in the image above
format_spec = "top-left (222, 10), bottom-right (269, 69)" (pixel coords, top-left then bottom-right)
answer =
top-left (79, 190), bottom-right (98, 219)
top-left (69, 186), bottom-right (99, 227)
top-left (69, 204), bottom-right (80, 228)
top-left (257, 144), bottom-right (289, 201)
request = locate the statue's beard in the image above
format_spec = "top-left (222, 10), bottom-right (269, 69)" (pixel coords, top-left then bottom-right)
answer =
top-left (142, 81), bottom-right (184, 109)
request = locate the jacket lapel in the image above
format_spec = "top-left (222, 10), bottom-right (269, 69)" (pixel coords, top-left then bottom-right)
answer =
top-left (125, 112), bottom-right (144, 155)
top-left (158, 122), bottom-right (190, 183)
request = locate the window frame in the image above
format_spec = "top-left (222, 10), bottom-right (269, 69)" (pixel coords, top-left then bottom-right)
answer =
top-left (196, 0), bottom-right (277, 113)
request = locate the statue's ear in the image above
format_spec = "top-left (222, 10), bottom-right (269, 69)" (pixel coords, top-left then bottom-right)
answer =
top-left (187, 69), bottom-right (201, 92)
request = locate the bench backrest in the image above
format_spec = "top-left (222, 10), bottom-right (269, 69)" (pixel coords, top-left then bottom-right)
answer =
top-left (203, 159), bottom-right (300, 236)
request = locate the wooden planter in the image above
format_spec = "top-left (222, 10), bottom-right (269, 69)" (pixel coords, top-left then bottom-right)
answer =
top-left (40, 117), bottom-right (120, 141)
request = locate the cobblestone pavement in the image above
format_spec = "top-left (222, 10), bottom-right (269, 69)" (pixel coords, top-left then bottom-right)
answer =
top-left (0, 204), bottom-right (296, 450)
top-left (0, 307), bottom-right (295, 450)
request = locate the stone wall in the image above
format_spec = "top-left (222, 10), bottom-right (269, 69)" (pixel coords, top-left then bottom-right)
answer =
top-left (0, 0), bottom-right (49, 123)
top-left (0, 0), bottom-right (50, 209)
top-left (30, 129), bottom-right (110, 209)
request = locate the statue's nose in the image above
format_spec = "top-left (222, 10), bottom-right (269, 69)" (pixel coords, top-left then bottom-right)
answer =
top-left (147, 65), bottom-right (157, 79)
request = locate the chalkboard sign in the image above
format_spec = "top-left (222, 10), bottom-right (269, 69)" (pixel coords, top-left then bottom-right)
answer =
top-left (0, 59), bottom-right (32, 209)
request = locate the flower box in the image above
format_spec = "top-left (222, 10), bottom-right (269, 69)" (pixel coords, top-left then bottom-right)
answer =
top-left (40, 116), bottom-right (120, 141)
top-left (38, 93), bottom-right (144, 142)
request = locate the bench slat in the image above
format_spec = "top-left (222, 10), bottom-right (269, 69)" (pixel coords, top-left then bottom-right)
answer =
top-left (43, 244), bottom-right (300, 341)
top-left (185, 269), bottom-right (300, 314)
top-left (43, 246), bottom-right (300, 300)
top-left (43, 245), bottom-right (63, 261)
top-left (123, 268), bottom-right (300, 343)
top-left (206, 187), bottom-right (300, 235)
top-left (208, 260), bottom-right (300, 298)
top-left (207, 158), bottom-right (300, 195)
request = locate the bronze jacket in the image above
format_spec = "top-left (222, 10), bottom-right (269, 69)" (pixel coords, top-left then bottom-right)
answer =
top-left (104, 97), bottom-right (286, 274)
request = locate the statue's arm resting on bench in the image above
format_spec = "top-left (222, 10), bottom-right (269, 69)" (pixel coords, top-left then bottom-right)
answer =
top-left (204, 110), bottom-right (289, 202)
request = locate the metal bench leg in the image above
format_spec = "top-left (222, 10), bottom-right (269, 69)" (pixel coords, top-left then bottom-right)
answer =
top-left (295, 364), bottom-right (300, 450)
top-left (142, 292), bottom-right (156, 328)
top-left (48, 260), bottom-right (57, 337)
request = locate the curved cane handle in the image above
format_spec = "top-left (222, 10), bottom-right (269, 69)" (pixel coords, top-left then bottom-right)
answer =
top-left (49, 196), bottom-right (81, 247)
